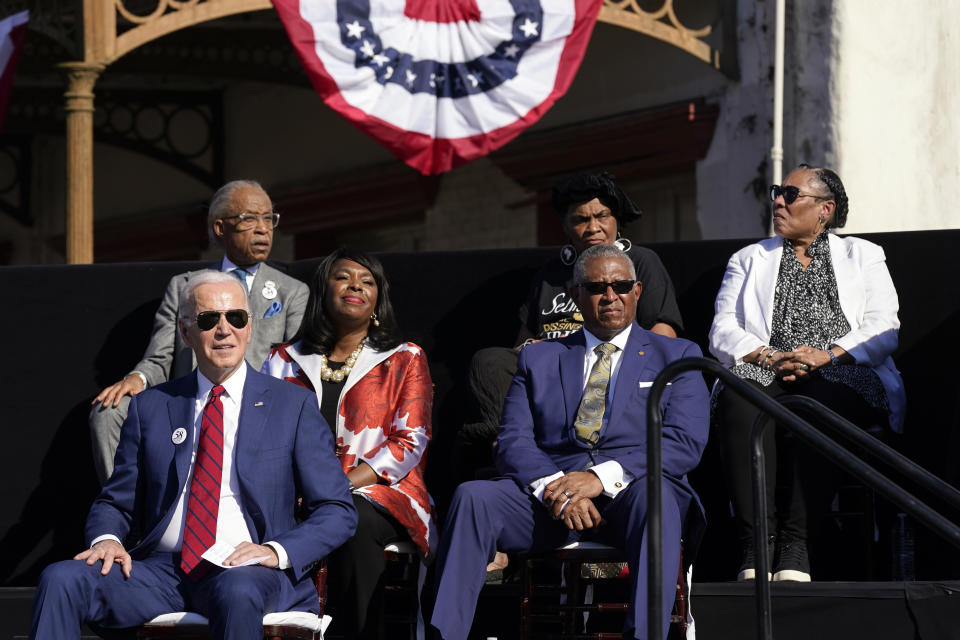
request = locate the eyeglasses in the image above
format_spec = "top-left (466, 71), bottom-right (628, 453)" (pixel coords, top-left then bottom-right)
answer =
top-left (769, 185), bottom-right (830, 205)
top-left (194, 309), bottom-right (249, 331)
top-left (578, 280), bottom-right (636, 295)
top-left (220, 211), bottom-right (280, 230)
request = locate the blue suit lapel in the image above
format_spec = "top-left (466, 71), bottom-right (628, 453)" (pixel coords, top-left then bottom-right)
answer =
top-left (234, 366), bottom-right (270, 541)
top-left (606, 324), bottom-right (652, 439)
top-left (167, 372), bottom-right (198, 493)
top-left (130, 373), bottom-right (196, 554)
top-left (235, 365), bottom-right (270, 486)
top-left (559, 332), bottom-right (587, 446)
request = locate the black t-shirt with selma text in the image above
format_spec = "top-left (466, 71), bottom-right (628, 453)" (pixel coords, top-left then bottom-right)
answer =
top-left (518, 245), bottom-right (684, 340)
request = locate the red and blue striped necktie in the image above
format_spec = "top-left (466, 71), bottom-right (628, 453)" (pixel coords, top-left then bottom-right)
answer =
top-left (180, 384), bottom-right (225, 576)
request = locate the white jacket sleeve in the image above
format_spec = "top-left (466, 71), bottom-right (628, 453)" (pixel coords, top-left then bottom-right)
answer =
top-left (832, 241), bottom-right (900, 366)
top-left (709, 250), bottom-right (768, 365)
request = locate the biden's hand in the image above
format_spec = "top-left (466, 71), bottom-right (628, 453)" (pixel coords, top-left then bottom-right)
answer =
top-left (75, 539), bottom-right (132, 578)
top-left (223, 542), bottom-right (279, 568)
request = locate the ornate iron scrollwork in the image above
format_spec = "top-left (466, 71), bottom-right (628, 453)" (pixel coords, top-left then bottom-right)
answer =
top-left (93, 89), bottom-right (224, 187)
top-left (600, 0), bottom-right (736, 75)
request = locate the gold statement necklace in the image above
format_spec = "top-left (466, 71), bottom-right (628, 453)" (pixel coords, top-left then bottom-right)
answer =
top-left (318, 341), bottom-right (364, 383)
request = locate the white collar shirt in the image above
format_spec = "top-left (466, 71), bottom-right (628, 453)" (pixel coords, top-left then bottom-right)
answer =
top-left (581, 324), bottom-right (633, 413)
top-left (157, 365), bottom-right (251, 552)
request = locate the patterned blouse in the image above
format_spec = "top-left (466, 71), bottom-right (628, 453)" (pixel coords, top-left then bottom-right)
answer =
top-left (731, 232), bottom-right (889, 412)
top-left (262, 342), bottom-right (437, 558)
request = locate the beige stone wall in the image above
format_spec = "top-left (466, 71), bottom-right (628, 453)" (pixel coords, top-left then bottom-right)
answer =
top-left (423, 159), bottom-right (536, 251)
top-left (832, 1), bottom-right (960, 233)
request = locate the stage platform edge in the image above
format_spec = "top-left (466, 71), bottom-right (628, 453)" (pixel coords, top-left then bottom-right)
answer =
top-left (468, 580), bottom-right (960, 640)
top-left (6, 580), bottom-right (960, 639)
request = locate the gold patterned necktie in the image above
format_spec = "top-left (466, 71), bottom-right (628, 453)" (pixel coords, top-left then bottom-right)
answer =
top-left (574, 343), bottom-right (618, 446)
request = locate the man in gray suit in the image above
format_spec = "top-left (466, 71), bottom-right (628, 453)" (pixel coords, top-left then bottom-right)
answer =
top-left (89, 180), bottom-right (309, 484)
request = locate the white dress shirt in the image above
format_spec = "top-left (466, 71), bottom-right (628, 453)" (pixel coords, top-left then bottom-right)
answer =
top-left (530, 325), bottom-right (636, 508)
top-left (93, 365), bottom-right (290, 568)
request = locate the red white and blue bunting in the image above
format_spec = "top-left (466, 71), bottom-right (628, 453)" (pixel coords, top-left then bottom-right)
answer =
top-left (272, 0), bottom-right (601, 175)
top-left (0, 9), bottom-right (28, 134)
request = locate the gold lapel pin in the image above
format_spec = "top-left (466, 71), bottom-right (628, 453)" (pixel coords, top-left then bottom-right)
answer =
top-left (638, 351), bottom-right (645, 356)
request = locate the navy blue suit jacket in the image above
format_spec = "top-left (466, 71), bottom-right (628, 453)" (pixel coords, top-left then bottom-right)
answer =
top-left (86, 365), bottom-right (358, 582)
top-left (495, 323), bottom-right (709, 509)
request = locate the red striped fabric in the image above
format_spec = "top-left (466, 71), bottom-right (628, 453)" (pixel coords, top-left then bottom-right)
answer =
top-left (180, 385), bottom-right (225, 576)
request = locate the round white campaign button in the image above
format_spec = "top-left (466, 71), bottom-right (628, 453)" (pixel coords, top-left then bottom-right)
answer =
top-left (262, 285), bottom-right (278, 300)
top-left (172, 428), bottom-right (187, 445)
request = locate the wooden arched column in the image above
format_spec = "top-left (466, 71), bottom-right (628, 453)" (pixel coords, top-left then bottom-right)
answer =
top-left (59, 62), bottom-right (103, 264)
top-left (60, 0), bottom-right (271, 264)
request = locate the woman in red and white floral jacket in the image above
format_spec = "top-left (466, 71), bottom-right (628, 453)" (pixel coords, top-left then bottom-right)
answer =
top-left (261, 247), bottom-right (434, 639)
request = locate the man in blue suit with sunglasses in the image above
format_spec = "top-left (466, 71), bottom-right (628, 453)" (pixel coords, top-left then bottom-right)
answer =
top-left (89, 180), bottom-right (309, 485)
top-left (431, 244), bottom-right (710, 640)
top-left (31, 271), bottom-right (356, 640)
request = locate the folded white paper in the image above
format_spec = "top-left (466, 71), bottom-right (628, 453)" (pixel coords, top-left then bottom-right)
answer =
top-left (201, 540), bottom-right (269, 568)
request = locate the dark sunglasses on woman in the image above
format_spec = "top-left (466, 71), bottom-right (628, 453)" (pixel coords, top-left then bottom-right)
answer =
top-left (195, 309), bottom-right (249, 331)
top-left (769, 184), bottom-right (830, 205)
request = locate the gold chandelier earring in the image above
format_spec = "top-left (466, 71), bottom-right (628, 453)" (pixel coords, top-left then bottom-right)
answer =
top-left (370, 312), bottom-right (380, 327)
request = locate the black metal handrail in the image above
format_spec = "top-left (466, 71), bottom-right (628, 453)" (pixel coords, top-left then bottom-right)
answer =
top-left (775, 395), bottom-right (960, 511)
top-left (646, 357), bottom-right (960, 640)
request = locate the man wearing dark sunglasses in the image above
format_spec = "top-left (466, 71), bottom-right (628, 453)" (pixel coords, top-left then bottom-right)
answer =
top-left (31, 271), bottom-right (357, 639)
top-left (89, 180), bottom-right (309, 485)
top-left (432, 244), bottom-right (709, 640)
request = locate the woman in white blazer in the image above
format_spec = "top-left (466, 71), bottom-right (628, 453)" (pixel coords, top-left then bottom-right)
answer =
top-left (709, 164), bottom-right (904, 583)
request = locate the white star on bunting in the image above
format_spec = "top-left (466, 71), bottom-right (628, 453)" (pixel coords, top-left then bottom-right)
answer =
top-left (345, 20), bottom-right (365, 39)
top-left (519, 18), bottom-right (539, 37)
top-left (270, 0), bottom-right (601, 174)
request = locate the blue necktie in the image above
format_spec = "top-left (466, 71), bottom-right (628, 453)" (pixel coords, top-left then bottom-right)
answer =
top-left (231, 268), bottom-right (249, 291)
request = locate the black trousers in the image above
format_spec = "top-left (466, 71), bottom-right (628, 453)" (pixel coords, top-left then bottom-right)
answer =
top-left (717, 373), bottom-right (887, 546)
top-left (462, 346), bottom-right (519, 443)
top-left (326, 494), bottom-right (409, 639)
top-left (454, 346), bottom-right (520, 483)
